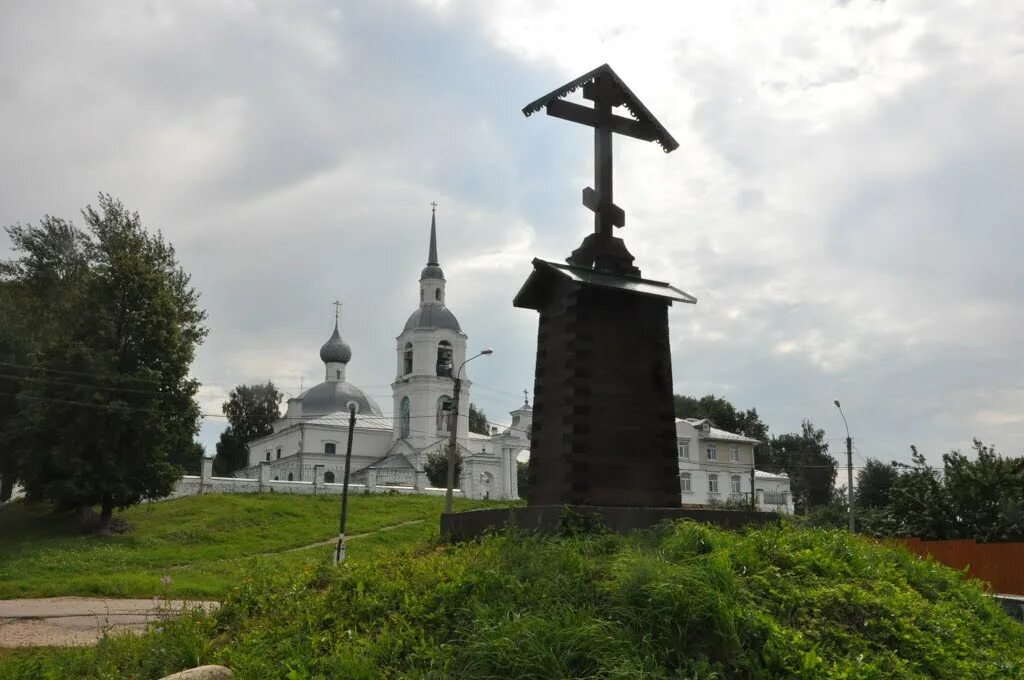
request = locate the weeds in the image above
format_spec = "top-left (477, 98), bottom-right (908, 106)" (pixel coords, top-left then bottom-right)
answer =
top-left (3, 521), bottom-right (1023, 679)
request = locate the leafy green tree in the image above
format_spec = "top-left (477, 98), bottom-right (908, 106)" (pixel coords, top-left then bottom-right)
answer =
top-left (767, 420), bottom-right (836, 513)
top-left (855, 458), bottom-right (900, 509)
top-left (0, 218), bottom-right (90, 501)
top-left (213, 382), bottom-right (282, 474)
top-left (517, 460), bottom-right (530, 501)
top-left (5, 195), bottom-right (207, 534)
top-left (889, 445), bottom-right (954, 539)
top-left (942, 440), bottom-right (1024, 541)
top-left (468, 402), bottom-right (489, 435)
top-left (673, 393), bottom-right (769, 443)
top-left (424, 446), bottom-right (461, 489)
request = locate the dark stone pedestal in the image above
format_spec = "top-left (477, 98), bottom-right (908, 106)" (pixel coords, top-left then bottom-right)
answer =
top-left (513, 259), bottom-right (696, 507)
top-left (440, 505), bottom-right (780, 542)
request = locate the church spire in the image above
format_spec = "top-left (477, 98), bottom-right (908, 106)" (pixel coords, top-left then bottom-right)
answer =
top-left (427, 201), bottom-right (439, 266)
top-left (420, 203), bottom-right (445, 285)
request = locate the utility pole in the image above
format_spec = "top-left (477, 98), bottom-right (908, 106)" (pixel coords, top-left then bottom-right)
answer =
top-left (750, 464), bottom-right (756, 511)
top-left (334, 404), bottom-right (356, 564)
top-left (445, 349), bottom-right (494, 514)
top-left (834, 400), bottom-right (855, 533)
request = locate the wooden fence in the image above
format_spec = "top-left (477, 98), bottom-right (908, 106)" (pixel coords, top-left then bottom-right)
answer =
top-left (894, 538), bottom-right (1024, 596)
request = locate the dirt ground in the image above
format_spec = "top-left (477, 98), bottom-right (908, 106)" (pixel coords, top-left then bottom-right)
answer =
top-left (0, 597), bottom-right (218, 647)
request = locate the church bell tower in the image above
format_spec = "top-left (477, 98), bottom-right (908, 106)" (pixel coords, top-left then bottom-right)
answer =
top-left (392, 206), bottom-right (470, 452)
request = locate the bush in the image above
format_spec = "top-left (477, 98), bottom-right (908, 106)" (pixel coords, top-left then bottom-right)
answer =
top-left (423, 448), bottom-right (460, 488)
top-left (5, 522), bottom-right (1023, 679)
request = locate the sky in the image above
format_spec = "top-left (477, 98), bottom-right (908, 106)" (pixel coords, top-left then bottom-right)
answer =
top-left (1, 0), bottom-right (1022, 469)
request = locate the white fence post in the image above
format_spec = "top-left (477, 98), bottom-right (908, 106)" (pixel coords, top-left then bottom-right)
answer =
top-left (366, 468), bottom-right (377, 494)
top-left (200, 457), bottom-right (213, 495)
top-left (313, 464), bottom-right (325, 495)
top-left (259, 462), bottom-right (271, 492)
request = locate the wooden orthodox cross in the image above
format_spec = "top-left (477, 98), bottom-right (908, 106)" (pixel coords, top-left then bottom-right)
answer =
top-left (332, 299), bottom-right (342, 322)
top-left (523, 64), bottom-right (678, 276)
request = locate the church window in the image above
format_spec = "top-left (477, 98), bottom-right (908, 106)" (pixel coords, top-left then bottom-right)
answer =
top-left (324, 471), bottom-right (335, 483)
top-left (403, 343), bottom-right (413, 375)
top-left (399, 397), bottom-right (411, 438)
top-left (265, 451), bottom-right (270, 462)
top-left (706, 443), bottom-right (717, 461)
top-left (274, 476), bottom-right (279, 480)
top-left (436, 395), bottom-right (453, 433)
top-left (336, 369), bottom-right (341, 380)
top-left (435, 288), bottom-right (440, 301)
top-left (436, 341), bottom-right (453, 377)
top-left (731, 475), bottom-right (742, 494)
top-left (287, 473), bottom-right (294, 481)
top-left (276, 448), bottom-right (281, 460)
top-left (325, 443), bottom-right (337, 454)
top-left (680, 472), bottom-right (692, 492)
top-left (708, 474), bottom-right (719, 494)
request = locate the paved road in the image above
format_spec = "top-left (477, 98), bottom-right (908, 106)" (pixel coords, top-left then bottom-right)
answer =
top-left (0, 597), bottom-right (217, 647)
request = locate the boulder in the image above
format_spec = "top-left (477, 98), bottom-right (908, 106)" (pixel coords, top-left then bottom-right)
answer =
top-left (159, 666), bottom-right (233, 680)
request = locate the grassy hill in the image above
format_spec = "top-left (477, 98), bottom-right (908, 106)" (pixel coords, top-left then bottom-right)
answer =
top-left (4, 513), bottom-right (1023, 679)
top-left (0, 493), bottom-right (503, 599)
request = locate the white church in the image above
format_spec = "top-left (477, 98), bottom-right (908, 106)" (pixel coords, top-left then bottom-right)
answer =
top-left (233, 210), bottom-right (529, 501)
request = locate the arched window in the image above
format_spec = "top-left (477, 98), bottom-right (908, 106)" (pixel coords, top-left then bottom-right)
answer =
top-left (287, 472), bottom-right (294, 481)
top-left (265, 451), bottom-right (271, 461)
top-left (436, 395), bottom-right (453, 433)
top-left (403, 342), bottom-right (413, 375)
top-left (274, 476), bottom-right (279, 481)
top-left (324, 471), bottom-right (335, 483)
top-left (399, 396), bottom-right (411, 438)
top-left (435, 287), bottom-right (441, 301)
top-left (731, 475), bottom-right (742, 494)
top-left (436, 341), bottom-right (453, 377)
top-left (708, 474), bottom-right (719, 494)
top-left (680, 472), bottom-right (692, 493)
top-left (276, 448), bottom-right (281, 460)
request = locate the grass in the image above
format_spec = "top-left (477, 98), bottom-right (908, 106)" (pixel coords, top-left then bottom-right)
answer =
top-left (3, 518), bottom-right (1023, 679)
top-left (0, 493), bottom-right (503, 599)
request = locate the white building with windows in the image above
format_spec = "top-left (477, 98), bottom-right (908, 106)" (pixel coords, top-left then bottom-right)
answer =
top-left (234, 209), bottom-right (524, 500)
top-left (676, 418), bottom-right (793, 514)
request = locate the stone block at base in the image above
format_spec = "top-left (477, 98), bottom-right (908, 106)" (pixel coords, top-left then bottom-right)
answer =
top-left (440, 505), bottom-right (780, 542)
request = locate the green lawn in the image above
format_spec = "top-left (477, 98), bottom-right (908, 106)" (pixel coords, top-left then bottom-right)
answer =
top-left (0, 493), bottom-right (505, 599)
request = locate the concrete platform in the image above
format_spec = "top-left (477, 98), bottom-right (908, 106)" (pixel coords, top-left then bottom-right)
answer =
top-left (440, 505), bottom-right (780, 542)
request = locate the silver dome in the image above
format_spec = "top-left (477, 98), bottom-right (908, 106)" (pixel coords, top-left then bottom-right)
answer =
top-left (297, 381), bottom-right (383, 417)
top-left (404, 303), bottom-right (462, 332)
top-left (421, 264), bottom-right (445, 280)
top-left (319, 323), bottom-right (352, 364)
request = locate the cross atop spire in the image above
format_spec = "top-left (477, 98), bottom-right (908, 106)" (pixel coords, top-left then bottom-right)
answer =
top-left (332, 300), bottom-right (342, 324)
top-left (523, 389), bottom-right (530, 406)
top-left (427, 204), bottom-right (439, 266)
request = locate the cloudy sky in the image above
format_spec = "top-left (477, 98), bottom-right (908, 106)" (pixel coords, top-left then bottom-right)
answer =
top-left (2, 1), bottom-right (1022, 468)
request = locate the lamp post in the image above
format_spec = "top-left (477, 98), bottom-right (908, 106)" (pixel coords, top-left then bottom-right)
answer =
top-left (445, 348), bottom-right (493, 513)
top-left (834, 399), bottom-right (855, 533)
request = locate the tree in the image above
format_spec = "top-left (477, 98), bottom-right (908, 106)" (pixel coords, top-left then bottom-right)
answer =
top-left (767, 420), bottom-right (837, 513)
top-left (0, 218), bottom-right (90, 501)
top-left (5, 195), bottom-right (207, 534)
top-left (889, 445), bottom-right (954, 540)
top-left (674, 393), bottom-right (770, 443)
top-left (517, 460), bottom-right (530, 501)
top-left (213, 382), bottom-right (282, 474)
top-left (424, 446), bottom-right (461, 489)
top-left (468, 402), bottom-right (489, 435)
top-left (855, 458), bottom-right (899, 509)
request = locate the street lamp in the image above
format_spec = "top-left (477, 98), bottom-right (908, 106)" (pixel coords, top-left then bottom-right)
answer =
top-left (834, 399), bottom-right (854, 533)
top-left (445, 348), bottom-right (493, 513)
